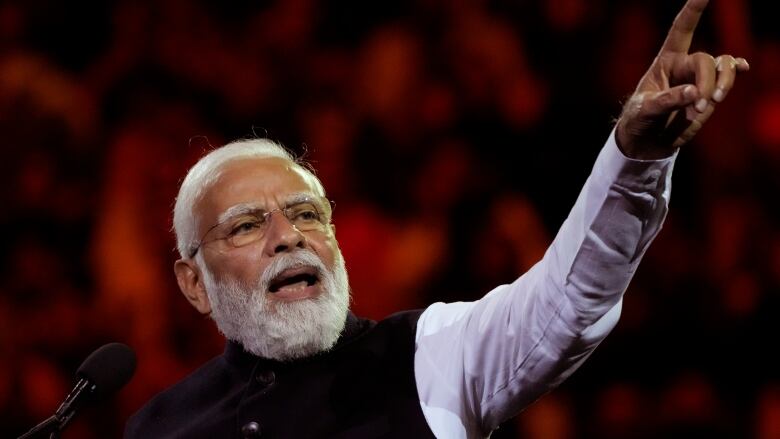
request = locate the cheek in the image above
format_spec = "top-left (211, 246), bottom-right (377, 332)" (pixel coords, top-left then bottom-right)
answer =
top-left (310, 234), bottom-right (340, 269)
top-left (210, 249), bottom-right (268, 284)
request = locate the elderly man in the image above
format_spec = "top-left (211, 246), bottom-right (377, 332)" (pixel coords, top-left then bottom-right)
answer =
top-left (125, 1), bottom-right (748, 437)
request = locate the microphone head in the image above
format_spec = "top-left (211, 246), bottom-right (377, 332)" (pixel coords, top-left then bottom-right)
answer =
top-left (76, 342), bottom-right (137, 398)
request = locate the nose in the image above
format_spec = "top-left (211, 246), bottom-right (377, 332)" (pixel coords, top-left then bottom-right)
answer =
top-left (263, 210), bottom-right (306, 256)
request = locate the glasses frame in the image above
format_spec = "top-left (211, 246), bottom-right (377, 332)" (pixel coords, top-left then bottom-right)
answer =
top-left (188, 197), bottom-right (334, 258)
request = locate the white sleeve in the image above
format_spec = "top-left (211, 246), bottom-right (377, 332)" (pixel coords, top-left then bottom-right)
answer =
top-left (413, 129), bottom-right (677, 438)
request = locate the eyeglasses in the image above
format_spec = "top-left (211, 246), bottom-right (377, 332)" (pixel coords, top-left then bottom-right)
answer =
top-left (189, 198), bottom-right (333, 258)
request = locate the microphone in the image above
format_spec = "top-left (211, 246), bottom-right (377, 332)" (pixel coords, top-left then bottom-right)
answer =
top-left (17, 343), bottom-right (137, 439)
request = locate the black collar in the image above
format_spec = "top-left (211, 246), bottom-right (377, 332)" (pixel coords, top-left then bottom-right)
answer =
top-left (222, 312), bottom-right (370, 373)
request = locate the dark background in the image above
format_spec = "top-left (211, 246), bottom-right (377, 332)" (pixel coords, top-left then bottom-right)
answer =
top-left (1, 0), bottom-right (778, 437)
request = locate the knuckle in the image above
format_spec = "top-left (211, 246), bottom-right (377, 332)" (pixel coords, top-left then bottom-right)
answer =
top-left (692, 51), bottom-right (716, 66)
top-left (715, 54), bottom-right (736, 70)
top-left (656, 91), bottom-right (674, 107)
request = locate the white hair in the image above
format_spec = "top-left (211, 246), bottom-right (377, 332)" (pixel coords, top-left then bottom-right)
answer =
top-left (173, 138), bottom-right (325, 258)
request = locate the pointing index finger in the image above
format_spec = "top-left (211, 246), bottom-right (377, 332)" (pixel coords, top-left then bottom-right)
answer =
top-left (660, 0), bottom-right (709, 54)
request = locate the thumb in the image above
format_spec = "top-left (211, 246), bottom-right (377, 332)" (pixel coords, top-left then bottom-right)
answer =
top-left (640, 84), bottom-right (699, 118)
top-left (616, 84), bottom-right (702, 158)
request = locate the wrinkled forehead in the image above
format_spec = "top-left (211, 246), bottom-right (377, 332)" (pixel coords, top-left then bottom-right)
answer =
top-left (195, 156), bottom-right (325, 229)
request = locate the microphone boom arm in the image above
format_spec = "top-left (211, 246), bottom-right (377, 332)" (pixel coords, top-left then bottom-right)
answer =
top-left (18, 378), bottom-right (97, 438)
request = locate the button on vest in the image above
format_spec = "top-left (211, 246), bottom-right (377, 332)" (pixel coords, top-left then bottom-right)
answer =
top-left (241, 421), bottom-right (261, 438)
top-left (255, 369), bottom-right (276, 388)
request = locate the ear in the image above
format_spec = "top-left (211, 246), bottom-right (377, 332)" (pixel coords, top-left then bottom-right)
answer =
top-left (174, 258), bottom-right (212, 315)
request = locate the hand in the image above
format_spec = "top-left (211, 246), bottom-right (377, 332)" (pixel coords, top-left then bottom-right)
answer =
top-left (615, 0), bottom-right (749, 160)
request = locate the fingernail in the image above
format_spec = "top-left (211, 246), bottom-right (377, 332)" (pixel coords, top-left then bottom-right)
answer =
top-left (684, 85), bottom-right (696, 99)
top-left (696, 98), bottom-right (708, 112)
top-left (713, 88), bottom-right (724, 102)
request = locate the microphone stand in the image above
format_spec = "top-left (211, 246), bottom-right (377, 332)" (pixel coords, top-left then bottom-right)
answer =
top-left (17, 379), bottom-right (93, 439)
top-left (16, 416), bottom-right (61, 439)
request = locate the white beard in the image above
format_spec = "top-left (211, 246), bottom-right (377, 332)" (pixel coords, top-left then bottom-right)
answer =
top-left (200, 248), bottom-right (351, 361)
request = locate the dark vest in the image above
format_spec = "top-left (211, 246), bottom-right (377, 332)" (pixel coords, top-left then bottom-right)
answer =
top-left (124, 311), bottom-right (436, 438)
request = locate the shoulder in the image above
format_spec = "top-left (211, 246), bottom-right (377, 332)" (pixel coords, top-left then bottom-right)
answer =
top-left (340, 309), bottom-right (425, 359)
top-left (378, 309), bottom-right (425, 329)
top-left (326, 310), bottom-right (424, 354)
top-left (357, 309), bottom-right (424, 343)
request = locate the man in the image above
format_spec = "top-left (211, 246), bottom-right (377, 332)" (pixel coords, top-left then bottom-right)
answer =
top-left (125, 1), bottom-right (748, 437)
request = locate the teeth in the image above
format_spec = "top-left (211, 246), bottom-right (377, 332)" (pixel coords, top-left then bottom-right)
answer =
top-left (277, 280), bottom-right (309, 292)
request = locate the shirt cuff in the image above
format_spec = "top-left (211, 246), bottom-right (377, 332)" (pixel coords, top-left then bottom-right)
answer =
top-left (595, 127), bottom-right (678, 193)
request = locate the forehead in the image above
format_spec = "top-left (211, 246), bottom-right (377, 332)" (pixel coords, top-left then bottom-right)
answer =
top-left (196, 157), bottom-right (323, 226)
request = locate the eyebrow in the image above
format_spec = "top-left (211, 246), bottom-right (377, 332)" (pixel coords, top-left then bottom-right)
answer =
top-left (216, 193), bottom-right (320, 224)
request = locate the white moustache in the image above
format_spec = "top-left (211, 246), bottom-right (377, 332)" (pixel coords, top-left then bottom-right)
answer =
top-left (257, 249), bottom-right (328, 294)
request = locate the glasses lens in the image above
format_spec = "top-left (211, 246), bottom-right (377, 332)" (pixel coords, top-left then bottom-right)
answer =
top-left (286, 202), bottom-right (326, 231)
top-left (216, 199), bottom-right (330, 250)
top-left (226, 215), bottom-right (267, 248)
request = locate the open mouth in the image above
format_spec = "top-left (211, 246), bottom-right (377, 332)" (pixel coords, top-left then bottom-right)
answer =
top-left (268, 266), bottom-right (320, 293)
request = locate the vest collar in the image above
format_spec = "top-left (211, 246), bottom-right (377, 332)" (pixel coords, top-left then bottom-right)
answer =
top-left (222, 311), bottom-right (369, 372)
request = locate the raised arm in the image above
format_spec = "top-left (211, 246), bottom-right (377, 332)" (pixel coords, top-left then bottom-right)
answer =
top-left (412, 1), bottom-right (748, 438)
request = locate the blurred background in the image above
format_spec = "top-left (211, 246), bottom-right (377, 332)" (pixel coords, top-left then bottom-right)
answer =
top-left (1, 0), bottom-right (778, 437)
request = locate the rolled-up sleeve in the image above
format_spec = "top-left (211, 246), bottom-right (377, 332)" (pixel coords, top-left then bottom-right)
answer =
top-left (414, 129), bottom-right (677, 438)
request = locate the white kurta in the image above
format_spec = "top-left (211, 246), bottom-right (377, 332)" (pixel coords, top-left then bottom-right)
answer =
top-left (414, 129), bottom-right (677, 438)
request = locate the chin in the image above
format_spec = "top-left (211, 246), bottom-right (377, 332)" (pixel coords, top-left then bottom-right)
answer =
top-left (203, 250), bottom-right (352, 361)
